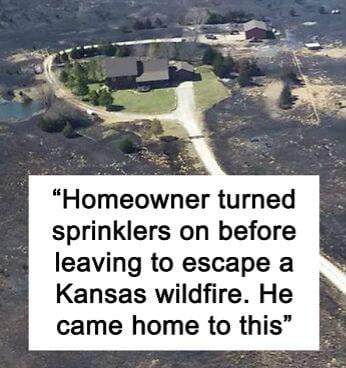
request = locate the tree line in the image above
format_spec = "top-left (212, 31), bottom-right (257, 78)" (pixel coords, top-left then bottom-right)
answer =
top-left (203, 47), bottom-right (261, 86)
top-left (59, 61), bottom-right (114, 109)
top-left (206, 10), bottom-right (252, 24)
top-left (55, 43), bottom-right (131, 64)
top-left (133, 17), bottom-right (165, 31)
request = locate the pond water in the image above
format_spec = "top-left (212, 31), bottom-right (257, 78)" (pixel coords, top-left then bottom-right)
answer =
top-left (0, 100), bottom-right (44, 122)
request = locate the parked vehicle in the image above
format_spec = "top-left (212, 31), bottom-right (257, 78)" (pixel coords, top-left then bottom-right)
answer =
top-left (137, 85), bottom-right (151, 93)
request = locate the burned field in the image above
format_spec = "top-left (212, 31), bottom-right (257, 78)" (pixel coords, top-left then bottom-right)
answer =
top-left (0, 0), bottom-right (185, 53)
top-left (206, 49), bottom-right (346, 266)
top-left (1, 113), bottom-right (343, 367)
top-left (0, 108), bottom-right (345, 368)
top-left (202, 46), bottom-right (346, 367)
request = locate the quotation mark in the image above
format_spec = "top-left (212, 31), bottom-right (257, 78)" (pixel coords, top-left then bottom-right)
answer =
top-left (53, 188), bottom-right (61, 197)
top-left (283, 315), bottom-right (292, 323)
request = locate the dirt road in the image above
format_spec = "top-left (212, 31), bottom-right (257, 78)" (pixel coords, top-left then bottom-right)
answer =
top-left (174, 82), bottom-right (225, 175)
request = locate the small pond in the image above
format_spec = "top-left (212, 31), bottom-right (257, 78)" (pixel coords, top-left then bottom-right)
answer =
top-left (0, 100), bottom-right (44, 122)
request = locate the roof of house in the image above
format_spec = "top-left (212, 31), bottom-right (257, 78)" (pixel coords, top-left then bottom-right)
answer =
top-left (103, 56), bottom-right (138, 78)
top-left (136, 59), bottom-right (169, 83)
top-left (176, 61), bottom-right (195, 73)
top-left (244, 20), bottom-right (269, 32)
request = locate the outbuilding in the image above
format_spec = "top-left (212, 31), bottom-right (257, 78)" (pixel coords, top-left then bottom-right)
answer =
top-left (173, 62), bottom-right (195, 81)
top-left (244, 20), bottom-right (269, 40)
top-left (305, 42), bottom-right (322, 50)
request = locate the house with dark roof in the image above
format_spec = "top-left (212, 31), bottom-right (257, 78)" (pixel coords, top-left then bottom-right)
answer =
top-left (103, 57), bottom-right (195, 89)
top-left (103, 56), bottom-right (138, 89)
top-left (136, 59), bottom-right (170, 87)
top-left (244, 20), bottom-right (270, 40)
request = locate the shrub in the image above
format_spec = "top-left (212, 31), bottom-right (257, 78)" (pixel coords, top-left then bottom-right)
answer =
top-left (116, 46), bottom-right (131, 57)
top-left (70, 47), bottom-right (84, 59)
top-left (290, 8), bottom-right (297, 16)
top-left (149, 119), bottom-right (164, 139)
top-left (60, 52), bottom-right (69, 63)
top-left (118, 137), bottom-right (135, 154)
top-left (98, 89), bottom-right (113, 108)
top-left (279, 84), bottom-right (294, 109)
top-left (206, 10), bottom-right (251, 24)
top-left (133, 19), bottom-right (145, 30)
top-left (213, 54), bottom-right (234, 78)
top-left (145, 18), bottom-right (153, 29)
top-left (206, 12), bottom-right (227, 24)
top-left (62, 122), bottom-right (75, 138)
top-left (203, 47), bottom-right (218, 65)
top-left (155, 17), bottom-right (163, 28)
top-left (75, 80), bottom-right (89, 96)
top-left (280, 68), bottom-right (299, 83)
top-left (89, 90), bottom-right (100, 105)
top-left (54, 53), bottom-right (62, 64)
top-left (38, 118), bottom-right (66, 133)
top-left (319, 6), bottom-right (326, 15)
top-left (59, 70), bottom-right (69, 84)
top-left (237, 60), bottom-right (251, 87)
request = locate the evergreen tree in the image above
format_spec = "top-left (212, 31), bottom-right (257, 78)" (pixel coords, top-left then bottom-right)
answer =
top-left (70, 47), bottom-right (83, 59)
top-left (67, 73), bottom-right (76, 89)
top-left (102, 42), bottom-right (117, 56)
top-left (55, 53), bottom-right (62, 64)
top-left (87, 59), bottom-right (104, 82)
top-left (59, 70), bottom-right (69, 84)
top-left (89, 90), bottom-right (100, 105)
top-left (98, 89), bottom-right (113, 109)
top-left (206, 12), bottom-right (226, 24)
top-left (116, 46), bottom-right (131, 57)
top-left (248, 59), bottom-right (261, 77)
top-left (222, 56), bottom-right (235, 76)
top-left (237, 59), bottom-right (251, 87)
top-left (118, 137), bottom-right (135, 154)
top-left (72, 62), bottom-right (87, 82)
top-left (145, 18), bottom-right (153, 29)
top-left (202, 47), bottom-right (217, 65)
top-left (155, 17), bottom-right (163, 28)
top-left (84, 46), bottom-right (98, 58)
top-left (62, 122), bottom-right (75, 138)
top-left (133, 19), bottom-right (145, 30)
top-left (290, 8), bottom-right (297, 16)
top-left (79, 46), bottom-right (85, 58)
top-left (61, 52), bottom-right (69, 63)
top-left (75, 79), bottom-right (89, 96)
top-left (279, 84), bottom-right (293, 109)
top-left (319, 6), bottom-right (326, 15)
top-left (212, 53), bottom-right (227, 78)
top-left (280, 68), bottom-right (299, 84)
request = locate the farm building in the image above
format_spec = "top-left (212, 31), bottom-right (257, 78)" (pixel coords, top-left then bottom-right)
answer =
top-left (305, 42), bottom-right (322, 50)
top-left (103, 57), bottom-right (195, 89)
top-left (244, 20), bottom-right (270, 40)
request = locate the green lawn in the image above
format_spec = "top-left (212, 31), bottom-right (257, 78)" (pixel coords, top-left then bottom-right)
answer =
top-left (88, 83), bottom-right (177, 114)
top-left (113, 88), bottom-right (177, 114)
top-left (88, 83), bottom-right (104, 92)
top-left (193, 66), bottom-right (231, 111)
